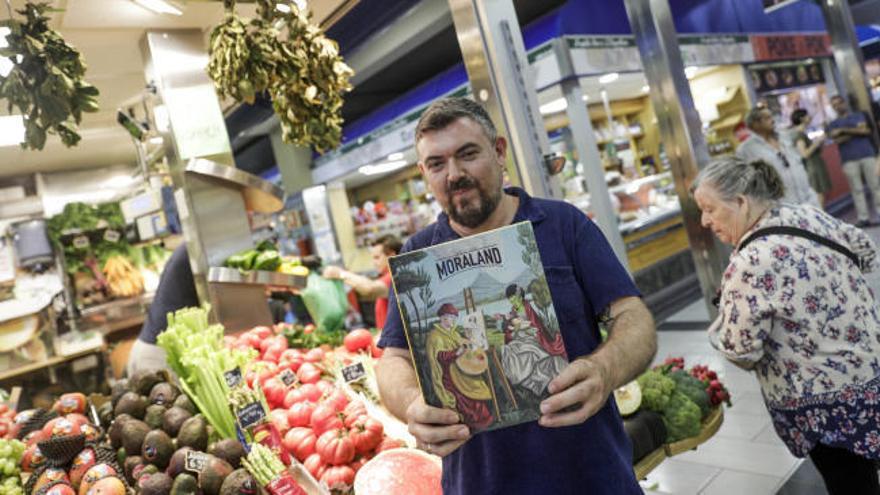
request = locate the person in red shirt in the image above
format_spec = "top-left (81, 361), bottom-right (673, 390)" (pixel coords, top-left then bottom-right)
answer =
top-left (322, 234), bottom-right (402, 329)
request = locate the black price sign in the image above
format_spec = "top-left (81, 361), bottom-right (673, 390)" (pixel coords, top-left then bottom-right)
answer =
top-left (72, 235), bottom-right (89, 249)
top-left (279, 368), bottom-right (298, 388)
top-left (341, 362), bottom-right (367, 384)
top-left (185, 451), bottom-right (209, 473)
top-left (224, 368), bottom-right (243, 388)
top-left (236, 401), bottom-right (266, 429)
top-left (103, 229), bottom-right (121, 242)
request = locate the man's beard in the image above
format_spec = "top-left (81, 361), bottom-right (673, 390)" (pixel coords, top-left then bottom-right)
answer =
top-left (445, 176), bottom-right (501, 228)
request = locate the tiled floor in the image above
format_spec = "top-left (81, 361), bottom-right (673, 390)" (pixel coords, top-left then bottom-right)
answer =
top-left (640, 206), bottom-right (880, 495)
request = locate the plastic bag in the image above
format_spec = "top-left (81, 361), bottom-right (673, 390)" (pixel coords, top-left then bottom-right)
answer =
top-left (300, 273), bottom-right (348, 334)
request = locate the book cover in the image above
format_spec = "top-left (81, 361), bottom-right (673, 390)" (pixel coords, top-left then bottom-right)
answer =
top-left (388, 222), bottom-right (569, 432)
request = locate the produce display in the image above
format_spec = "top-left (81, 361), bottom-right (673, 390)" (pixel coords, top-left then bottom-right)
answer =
top-left (223, 241), bottom-right (308, 277)
top-left (0, 1), bottom-right (100, 150)
top-left (0, 439), bottom-right (25, 495)
top-left (615, 357), bottom-right (731, 443)
top-left (102, 256), bottom-right (144, 298)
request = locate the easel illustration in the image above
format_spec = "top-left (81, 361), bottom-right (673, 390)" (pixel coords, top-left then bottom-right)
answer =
top-left (462, 288), bottom-right (517, 418)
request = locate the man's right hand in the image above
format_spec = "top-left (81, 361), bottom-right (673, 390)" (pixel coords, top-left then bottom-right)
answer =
top-left (405, 396), bottom-right (471, 457)
top-left (322, 265), bottom-right (343, 279)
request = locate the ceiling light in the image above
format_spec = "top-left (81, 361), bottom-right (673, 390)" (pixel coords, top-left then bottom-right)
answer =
top-left (581, 94), bottom-right (589, 101)
top-left (641, 85), bottom-right (650, 93)
top-left (276, 3), bottom-right (291, 13)
top-left (0, 115), bottom-right (24, 147)
top-left (685, 66), bottom-right (699, 79)
top-left (598, 72), bottom-right (619, 84)
top-left (131, 0), bottom-right (183, 16)
top-left (539, 98), bottom-right (567, 115)
top-left (387, 152), bottom-right (404, 161)
top-left (358, 160), bottom-right (409, 176)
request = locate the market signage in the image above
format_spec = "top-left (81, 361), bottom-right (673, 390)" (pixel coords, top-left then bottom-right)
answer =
top-left (680, 35), bottom-right (754, 66)
top-left (750, 34), bottom-right (831, 62)
top-left (748, 60), bottom-right (825, 94)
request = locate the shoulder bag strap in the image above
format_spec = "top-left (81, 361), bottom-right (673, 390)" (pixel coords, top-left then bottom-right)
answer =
top-left (738, 226), bottom-right (863, 270)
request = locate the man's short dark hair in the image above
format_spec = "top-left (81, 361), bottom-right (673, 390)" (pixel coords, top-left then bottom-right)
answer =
top-left (791, 109), bottom-right (809, 127)
top-left (414, 97), bottom-right (497, 146)
top-left (372, 235), bottom-right (402, 256)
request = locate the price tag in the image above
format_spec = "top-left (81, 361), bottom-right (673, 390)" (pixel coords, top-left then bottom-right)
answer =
top-left (103, 229), bottom-right (121, 242)
top-left (73, 236), bottom-right (89, 249)
top-left (236, 401), bottom-right (267, 429)
top-left (265, 474), bottom-right (307, 495)
top-left (279, 368), bottom-right (298, 388)
top-left (341, 362), bottom-right (367, 384)
top-left (224, 368), bottom-right (243, 388)
top-left (185, 451), bottom-right (209, 473)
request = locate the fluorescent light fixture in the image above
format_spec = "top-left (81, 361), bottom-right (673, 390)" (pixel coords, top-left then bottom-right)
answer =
top-left (387, 152), bottom-right (404, 161)
top-left (685, 66), bottom-right (699, 79)
top-left (0, 115), bottom-right (24, 147)
top-left (641, 85), bottom-right (650, 93)
top-left (539, 97), bottom-right (567, 115)
top-left (598, 72), bottom-right (619, 84)
top-left (131, 0), bottom-right (183, 16)
top-left (581, 94), bottom-right (589, 101)
top-left (358, 160), bottom-right (409, 176)
top-left (276, 3), bottom-right (291, 12)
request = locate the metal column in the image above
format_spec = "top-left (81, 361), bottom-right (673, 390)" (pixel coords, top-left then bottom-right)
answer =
top-left (820, 0), bottom-right (879, 139)
top-left (623, 0), bottom-right (728, 316)
top-left (447, 0), bottom-right (558, 199)
top-left (551, 39), bottom-right (628, 269)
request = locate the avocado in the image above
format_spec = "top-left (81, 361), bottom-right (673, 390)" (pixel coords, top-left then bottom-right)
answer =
top-left (111, 379), bottom-right (130, 407)
top-left (172, 394), bottom-right (196, 415)
top-left (170, 473), bottom-right (199, 495)
top-left (141, 430), bottom-right (174, 470)
top-left (130, 369), bottom-right (166, 396)
top-left (161, 407), bottom-right (192, 438)
top-left (207, 439), bottom-right (245, 469)
top-left (165, 447), bottom-right (193, 478)
top-left (176, 415), bottom-right (208, 452)
top-left (139, 471), bottom-right (173, 495)
top-left (144, 405), bottom-right (166, 430)
top-left (149, 382), bottom-right (179, 406)
top-left (197, 455), bottom-right (233, 495)
top-left (115, 392), bottom-right (148, 420)
top-left (219, 468), bottom-right (258, 495)
top-left (108, 414), bottom-right (132, 449)
top-left (121, 419), bottom-right (151, 456)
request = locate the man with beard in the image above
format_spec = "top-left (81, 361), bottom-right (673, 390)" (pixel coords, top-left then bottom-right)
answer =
top-left (375, 97), bottom-right (656, 495)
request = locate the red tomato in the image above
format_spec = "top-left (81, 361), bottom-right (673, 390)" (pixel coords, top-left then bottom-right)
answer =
top-left (242, 332), bottom-right (262, 349)
top-left (269, 409), bottom-right (290, 435)
top-left (343, 329), bottom-right (373, 353)
top-left (304, 347), bottom-right (324, 363)
top-left (310, 403), bottom-right (343, 436)
top-left (296, 363), bottom-right (322, 384)
top-left (282, 427), bottom-right (316, 462)
top-left (350, 454), bottom-right (371, 472)
top-left (262, 344), bottom-right (285, 363)
top-left (325, 389), bottom-right (349, 412)
top-left (371, 342), bottom-right (384, 358)
top-left (303, 452), bottom-right (326, 479)
top-left (298, 383), bottom-right (323, 403)
top-left (262, 378), bottom-right (288, 407)
top-left (375, 437), bottom-right (406, 452)
top-left (343, 400), bottom-right (367, 420)
top-left (260, 335), bottom-right (286, 355)
top-left (252, 326), bottom-right (273, 339)
top-left (0, 404), bottom-right (8, 414)
top-left (316, 428), bottom-right (355, 466)
top-left (279, 350), bottom-right (304, 372)
top-left (286, 401), bottom-right (316, 427)
top-left (315, 379), bottom-right (335, 395)
top-left (283, 388), bottom-right (305, 408)
top-left (349, 416), bottom-right (383, 454)
top-left (320, 465), bottom-right (355, 490)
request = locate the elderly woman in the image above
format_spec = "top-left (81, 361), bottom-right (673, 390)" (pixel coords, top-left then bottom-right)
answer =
top-left (692, 157), bottom-right (880, 495)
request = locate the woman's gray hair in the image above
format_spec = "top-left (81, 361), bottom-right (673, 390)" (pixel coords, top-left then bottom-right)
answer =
top-left (691, 157), bottom-right (785, 202)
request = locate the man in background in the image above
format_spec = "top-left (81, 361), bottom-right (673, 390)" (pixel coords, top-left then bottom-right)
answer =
top-left (323, 234), bottom-right (401, 329)
top-left (828, 94), bottom-right (880, 227)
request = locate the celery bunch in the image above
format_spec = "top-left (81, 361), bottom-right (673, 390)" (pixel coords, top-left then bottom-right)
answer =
top-left (157, 305), bottom-right (256, 439)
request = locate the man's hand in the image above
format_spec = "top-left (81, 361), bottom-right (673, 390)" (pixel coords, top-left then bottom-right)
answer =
top-left (538, 356), bottom-right (612, 427)
top-left (322, 265), bottom-right (343, 279)
top-left (406, 396), bottom-right (471, 457)
top-left (830, 128), bottom-right (843, 138)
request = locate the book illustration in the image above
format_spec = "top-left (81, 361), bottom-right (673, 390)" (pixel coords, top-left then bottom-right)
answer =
top-left (389, 222), bottom-right (568, 432)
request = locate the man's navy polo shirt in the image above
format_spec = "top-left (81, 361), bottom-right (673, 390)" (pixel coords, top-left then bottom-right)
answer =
top-left (829, 112), bottom-right (877, 162)
top-left (379, 187), bottom-right (642, 495)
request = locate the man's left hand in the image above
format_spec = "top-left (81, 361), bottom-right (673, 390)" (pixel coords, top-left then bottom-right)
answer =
top-left (538, 356), bottom-right (612, 427)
